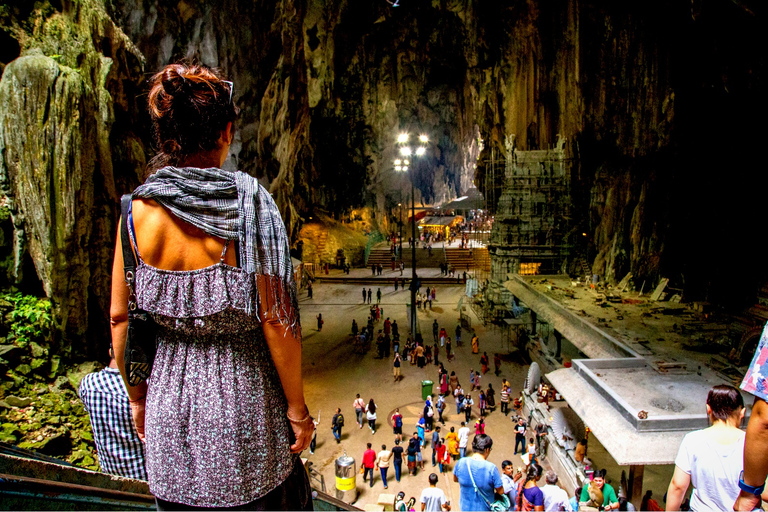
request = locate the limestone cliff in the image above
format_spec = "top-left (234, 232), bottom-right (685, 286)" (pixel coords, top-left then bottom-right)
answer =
top-left (0, 0), bottom-right (144, 355)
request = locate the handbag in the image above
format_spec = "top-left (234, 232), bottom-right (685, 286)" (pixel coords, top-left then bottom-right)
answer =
top-left (466, 458), bottom-right (511, 512)
top-left (120, 194), bottom-right (158, 387)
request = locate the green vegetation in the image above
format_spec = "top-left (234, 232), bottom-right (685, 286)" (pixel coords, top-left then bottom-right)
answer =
top-left (0, 292), bottom-right (99, 470)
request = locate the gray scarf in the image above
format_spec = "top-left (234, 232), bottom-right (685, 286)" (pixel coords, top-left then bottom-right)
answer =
top-left (133, 166), bottom-right (299, 334)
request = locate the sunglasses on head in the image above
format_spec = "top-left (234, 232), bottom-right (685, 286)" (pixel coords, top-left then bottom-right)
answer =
top-left (222, 80), bottom-right (234, 104)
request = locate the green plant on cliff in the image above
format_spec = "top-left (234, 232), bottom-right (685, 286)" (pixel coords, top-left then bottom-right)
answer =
top-left (0, 292), bottom-right (99, 471)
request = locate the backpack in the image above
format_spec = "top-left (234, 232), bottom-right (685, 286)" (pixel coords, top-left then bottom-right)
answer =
top-left (336, 414), bottom-right (344, 427)
top-left (395, 414), bottom-right (403, 428)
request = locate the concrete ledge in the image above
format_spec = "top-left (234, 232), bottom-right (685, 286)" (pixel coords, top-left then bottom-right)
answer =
top-left (504, 276), bottom-right (638, 359)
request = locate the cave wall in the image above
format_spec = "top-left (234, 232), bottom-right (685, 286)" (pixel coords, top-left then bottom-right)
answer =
top-left (0, 0), bottom-right (765, 356)
top-left (0, 0), bottom-right (145, 356)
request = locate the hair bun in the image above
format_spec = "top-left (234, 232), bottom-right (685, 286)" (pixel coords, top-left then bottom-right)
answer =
top-left (161, 66), bottom-right (189, 96)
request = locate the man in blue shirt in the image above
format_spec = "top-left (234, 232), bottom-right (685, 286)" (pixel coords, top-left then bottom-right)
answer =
top-left (453, 434), bottom-right (504, 511)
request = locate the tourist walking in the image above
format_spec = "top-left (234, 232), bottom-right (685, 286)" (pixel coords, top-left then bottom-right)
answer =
top-left (500, 385), bottom-right (510, 415)
top-left (431, 427), bottom-right (441, 466)
top-left (363, 443), bottom-right (376, 488)
top-left (362, 287), bottom-right (367, 302)
top-left (448, 371), bottom-right (459, 396)
top-left (354, 394), bottom-right (365, 429)
top-left (446, 427), bottom-right (459, 461)
top-left (480, 352), bottom-right (489, 374)
top-left (368, 288), bottom-right (372, 304)
top-left (471, 333), bottom-right (479, 354)
top-left (462, 394), bottom-right (475, 423)
top-left (316, 313), bottom-right (323, 331)
top-left (436, 394), bottom-right (446, 424)
top-left (457, 422), bottom-right (470, 458)
top-left (331, 408), bottom-right (344, 443)
top-left (417, 414), bottom-right (427, 448)
top-left (486, 384), bottom-right (495, 412)
top-left (392, 408), bottom-right (404, 442)
top-left (377, 288), bottom-right (382, 304)
top-left (439, 370), bottom-right (449, 396)
top-left (454, 385), bottom-right (465, 415)
top-left (474, 416), bottom-right (486, 436)
top-left (445, 337), bottom-right (453, 361)
top-left (425, 400), bottom-right (435, 431)
top-left (391, 439), bottom-right (404, 482)
top-left (112, 63), bottom-right (311, 510)
top-left (366, 399), bottom-right (378, 434)
top-left (494, 353), bottom-right (501, 376)
top-left (407, 433), bottom-right (420, 475)
top-left (376, 444), bottom-right (393, 489)
top-left (436, 440), bottom-right (448, 474)
top-left (666, 385), bottom-right (747, 511)
top-left (452, 434), bottom-right (504, 512)
top-left (455, 324), bottom-right (461, 345)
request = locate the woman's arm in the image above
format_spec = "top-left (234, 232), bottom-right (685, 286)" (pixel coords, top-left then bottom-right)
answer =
top-left (110, 219), bottom-right (148, 439)
top-left (735, 397), bottom-right (768, 510)
top-left (665, 466), bottom-right (691, 511)
top-left (258, 276), bottom-right (311, 454)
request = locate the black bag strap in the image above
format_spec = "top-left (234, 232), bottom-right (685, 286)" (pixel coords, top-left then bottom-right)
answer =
top-left (120, 194), bottom-right (138, 308)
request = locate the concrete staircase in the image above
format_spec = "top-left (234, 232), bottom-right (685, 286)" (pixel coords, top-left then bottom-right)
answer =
top-left (445, 247), bottom-right (474, 273)
top-left (473, 247), bottom-right (491, 272)
top-left (366, 246), bottom-right (395, 268)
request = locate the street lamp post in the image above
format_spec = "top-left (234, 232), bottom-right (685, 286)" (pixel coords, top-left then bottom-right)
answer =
top-left (398, 200), bottom-right (403, 260)
top-left (394, 133), bottom-right (428, 337)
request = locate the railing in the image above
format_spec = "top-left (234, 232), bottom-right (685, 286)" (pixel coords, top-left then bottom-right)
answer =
top-left (304, 262), bottom-right (315, 281)
top-left (363, 231), bottom-right (384, 266)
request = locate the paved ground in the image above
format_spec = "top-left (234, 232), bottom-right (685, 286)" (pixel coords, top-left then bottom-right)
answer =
top-left (299, 265), bottom-right (533, 510)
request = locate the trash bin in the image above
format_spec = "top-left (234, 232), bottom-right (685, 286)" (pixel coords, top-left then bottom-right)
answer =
top-left (334, 453), bottom-right (358, 503)
top-left (421, 380), bottom-right (434, 400)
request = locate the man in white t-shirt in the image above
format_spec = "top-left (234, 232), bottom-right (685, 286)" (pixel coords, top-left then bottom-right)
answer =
top-left (666, 384), bottom-right (750, 511)
top-left (541, 470), bottom-right (573, 511)
top-left (457, 422), bottom-right (470, 458)
top-left (420, 473), bottom-right (450, 511)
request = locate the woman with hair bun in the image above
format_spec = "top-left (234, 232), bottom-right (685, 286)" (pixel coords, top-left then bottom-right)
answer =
top-left (111, 62), bottom-right (312, 510)
top-left (666, 384), bottom-right (748, 511)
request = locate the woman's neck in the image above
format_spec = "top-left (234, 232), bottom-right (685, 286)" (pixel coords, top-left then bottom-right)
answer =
top-left (471, 452), bottom-right (486, 461)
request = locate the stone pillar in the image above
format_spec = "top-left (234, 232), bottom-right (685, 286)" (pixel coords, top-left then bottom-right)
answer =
top-left (628, 464), bottom-right (644, 507)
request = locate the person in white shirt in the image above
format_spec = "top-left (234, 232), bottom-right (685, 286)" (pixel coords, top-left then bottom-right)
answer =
top-left (457, 422), bottom-right (470, 458)
top-left (420, 473), bottom-right (451, 511)
top-left (541, 470), bottom-right (573, 511)
top-left (666, 384), bottom-right (748, 511)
